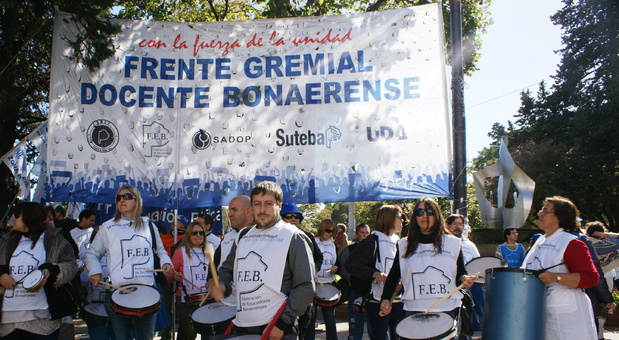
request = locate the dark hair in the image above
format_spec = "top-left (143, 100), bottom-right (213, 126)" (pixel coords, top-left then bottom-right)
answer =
top-left (544, 196), bottom-right (580, 232)
top-left (54, 205), bottom-right (67, 216)
top-left (503, 227), bottom-right (517, 241)
top-left (374, 205), bottom-right (403, 234)
top-left (585, 221), bottom-right (606, 238)
top-left (13, 202), bottom-right (48, 246)
top-left (446, 214), bottom-right (465, 226)
top-left (355, 223), bottom-right (370, 233)
top-left (79, 209), bottom-right (96, 222)
top-left (404, 197), bottom-right (446, 257)
top-left (337, 223), bottom-right (347, 233)
top-left (250, 181), bottom-right (283, 204)
top-left (197, 213), bottom-right (214, 226)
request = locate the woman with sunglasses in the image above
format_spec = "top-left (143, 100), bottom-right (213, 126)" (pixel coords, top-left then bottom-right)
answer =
top-left (379, 198), bottom-right (476, 338)
top-left (167, 221), bottom-right (210, 340)
top-left (0, 202), bottom-right (78, 340)
top-left (346, 205), bottom-right (405, 340)
top-left (305, 219), bottom-right (339, 340)
top-left (83, 185), bottom-right (173, 340)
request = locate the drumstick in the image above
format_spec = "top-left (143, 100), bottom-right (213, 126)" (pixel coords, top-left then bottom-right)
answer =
top-left (420, 272), bottom-right (480, 315)
top-left (146, 269), bottom-right (201, 290)
top-left (99, 281), bottom-right (133, 294)
top-left (390, 282), bottom-right (403, 302)
top-left (176, 272), bottom-right (201, 290)
top-left (204, 243), bottom-right (219, 290)
top-left (84, 299), bottom-right (101, 311)
top-left (145, 269), bottom-right (166, 272)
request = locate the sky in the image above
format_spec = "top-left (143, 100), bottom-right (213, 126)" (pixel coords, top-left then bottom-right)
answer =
top-left (463, 0), bottom-right (564, 161)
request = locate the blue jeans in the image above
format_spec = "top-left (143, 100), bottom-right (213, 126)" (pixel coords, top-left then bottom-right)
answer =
top-left (83, 308), bottom-right (116, 340)
top-left (3, 328), bottom-right (59, 340)
top-left (305, 304), bottom-right (337, 340)
top-left (347, 290), bottom-right (366, 340)
top-left (365, 301), bottom-right (403, 340)
top-left (105, 291), bottom-right (158, 340)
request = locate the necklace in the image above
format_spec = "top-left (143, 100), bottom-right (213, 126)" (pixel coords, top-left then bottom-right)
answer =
top-left (192, 247), bottom-right (207, 272)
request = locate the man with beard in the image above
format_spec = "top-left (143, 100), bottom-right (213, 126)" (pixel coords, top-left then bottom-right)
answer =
top-left (209, 181), bottom-right (315, 340)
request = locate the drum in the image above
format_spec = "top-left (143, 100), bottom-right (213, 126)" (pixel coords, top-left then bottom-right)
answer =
top-left (191, 301), bottom-right (237, 335)
top-left (84, 302), bottom-right (108, 318)
top-left (110, 284), bottom-right (161, 317)
top-left (186, 292), bottom-right (212, 305)
top-left (353, 297), bottom-right (365, 314)
top-left (313, 284), bottom-right (341, 307)
top-left (22, 269), bottom-right (45, 292)
top-left (465, 256), bottom-right (503, 284)
top-left (396, 313), bottom-right (457, 340)
top-left (482, 267), bottom-right (546, 340)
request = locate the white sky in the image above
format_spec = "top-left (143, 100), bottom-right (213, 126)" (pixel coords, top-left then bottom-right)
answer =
top-left (463, 0), bottom-right (564, 161)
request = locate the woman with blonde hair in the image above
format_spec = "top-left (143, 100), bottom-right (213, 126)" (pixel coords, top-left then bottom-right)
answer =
top-left (168, 221), bottom-right (210, 340)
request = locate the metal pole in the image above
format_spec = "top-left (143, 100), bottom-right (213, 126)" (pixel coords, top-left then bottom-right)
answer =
top-left (450, 0), bottom-right (467, 217)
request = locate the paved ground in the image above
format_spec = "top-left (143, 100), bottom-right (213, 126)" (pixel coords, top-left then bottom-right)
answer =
top-left (74, 304), bottom-right (619, 340)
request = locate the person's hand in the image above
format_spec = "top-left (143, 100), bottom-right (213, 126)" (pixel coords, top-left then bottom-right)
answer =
top-left (264, 325), bottom-right (284, 340)
top-left (604, 302), bottom-right (616, 310)
top-left (373, 271), bottom-right (387, 282)
top-left (162, 263), bottom-right (174, 275)
top-left (328, 265), bottom-right (338, 273)
top-left (206, 278), bottom-right (226, 302)
top-left (90, 273), bottom-right (103, 286)
top-left (173, 272), bottom-right (182, 282)
top-left (461, 274), bottom-right (476, 289)
top-left (0, 273), bottom-right (16, 289)
top-left (538, 271), bottom-right (560, 285)
top-left (379, 299), bottom-right (392, 316)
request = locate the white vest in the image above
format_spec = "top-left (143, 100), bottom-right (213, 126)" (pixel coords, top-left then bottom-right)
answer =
top-left (461, 239), bottom-right (480, 264)
top-left (4, 234), bottom-right (48, 312)
top-left (369, 231), bottom-right (399, 301)
top-left (315, 237), bottom-right (337, 284)
top-left (523, 229), bottom-right (596, 340)
top-left (105, 216), bottom-right (156, 286)
top-left (182, 247), bottom-right (209, 295)
top-left (70, 227), bottom-right (93, 257)
top-left (233, 221), bottom-right (294, 327)
top-left (207, 232), bottom-right (222, 251)
top-left (399, 235), bottom-right (462, 312)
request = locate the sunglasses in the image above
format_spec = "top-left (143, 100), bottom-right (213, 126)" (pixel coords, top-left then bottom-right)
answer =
top-left (116, 193), bottom-right (136, 201)
top-left (414, 208), bottom-right (436, 216)
top-left (283, 213), bottom-right (302, 220)
top-left (191, 231), bottom-right (205, 236)
top-left (396, 214), bottom-right (407, 220)
top-left (325, 229), bottom-right (335, 233)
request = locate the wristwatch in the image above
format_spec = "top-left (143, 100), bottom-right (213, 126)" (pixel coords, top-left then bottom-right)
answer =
top-left (556, 274), bottom-right (562, 282)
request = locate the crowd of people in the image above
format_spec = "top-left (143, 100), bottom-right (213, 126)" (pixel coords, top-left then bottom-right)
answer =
top-left (1, 186), bottom-right (617, 340)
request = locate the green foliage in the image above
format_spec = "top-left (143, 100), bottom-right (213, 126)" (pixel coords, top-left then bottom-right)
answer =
top-left (480, 0), bottom-right (619, 230)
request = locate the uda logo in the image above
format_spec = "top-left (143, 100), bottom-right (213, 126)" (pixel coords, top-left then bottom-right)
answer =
top-left (366, 126), bottom-right (408, 142)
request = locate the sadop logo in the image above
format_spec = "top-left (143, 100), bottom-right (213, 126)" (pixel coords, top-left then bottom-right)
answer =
top-left (87, 119), bottom-right (119, 153)
top-left (192, 129), bottom-right (251, 150)
top-left (192, 130), bottom-right (212, 150)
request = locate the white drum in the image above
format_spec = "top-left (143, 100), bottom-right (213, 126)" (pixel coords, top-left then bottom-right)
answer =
top-left (191, 301), bottom-right (237, 335)
top-left (313, 284), bottom-right (341, 307)
top-left (396, 313), bottom-right (457, 340)
top-left (110, 284), bottom-right (161, 317)
top-left (84, 302), bottom-right (108, 318)
top-left (465, 256), bottom-right (503, 284)
top-left (22, 269), bottom-right (45, 292)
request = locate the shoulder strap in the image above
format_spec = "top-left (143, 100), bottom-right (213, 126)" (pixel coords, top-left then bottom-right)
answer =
top-left (148, 222), bottom-right (160, 259)
top-left (373, 234), bottom-right (381, 263)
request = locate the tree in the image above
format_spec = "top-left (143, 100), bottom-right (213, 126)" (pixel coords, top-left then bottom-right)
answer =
top-left (485, 0), bottom-right (619, 229)
top-left (0, 1), bottom-right (120, 221)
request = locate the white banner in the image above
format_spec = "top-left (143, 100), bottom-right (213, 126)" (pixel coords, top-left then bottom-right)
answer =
top-left (2, 122), bottom-right (48, 200)
top-left (48, 4), bottom-right (451, 208)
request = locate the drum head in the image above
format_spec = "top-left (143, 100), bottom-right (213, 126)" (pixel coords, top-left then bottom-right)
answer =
top-left (396, 313), bottom-right (456, 340)
top-left (465, 256), bottom-right (503, 284)
top-left (192, 302), bottom-right (237, 324)
top-left (22, 270), bottom-right (44, 290)
top-left (84, 302), bottom-right (108, 317)
top-left (314, 284), bottom-right (340, 301)
top-left (111, 284), bottom-right (160, 309)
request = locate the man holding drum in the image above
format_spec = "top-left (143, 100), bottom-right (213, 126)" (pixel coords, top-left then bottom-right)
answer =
top-left (84, 185), bottom-right (174, 340)
top-left (209, 181), bottom-right (315, 340)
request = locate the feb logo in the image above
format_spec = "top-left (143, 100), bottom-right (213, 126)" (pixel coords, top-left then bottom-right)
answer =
top-left (366, 126), bottom-right (408, 142)
top-left (87, 119), bottom-right (119, 153)
top-left (142, 122), bottom-right (170, 157)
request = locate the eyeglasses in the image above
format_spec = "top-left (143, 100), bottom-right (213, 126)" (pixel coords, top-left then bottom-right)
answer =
top-left (325, 229), bottom-right (335, 234)
top-left (283, 213), bottom-right (302, 220)
top-left (414, 208), bottom-right (436, 216)
top-left (396, 214), bottom-right (407, 220)
top-left (191, 231), bottom-right (205, 236)
top-left (116, 193), bottom-right (136, 201)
